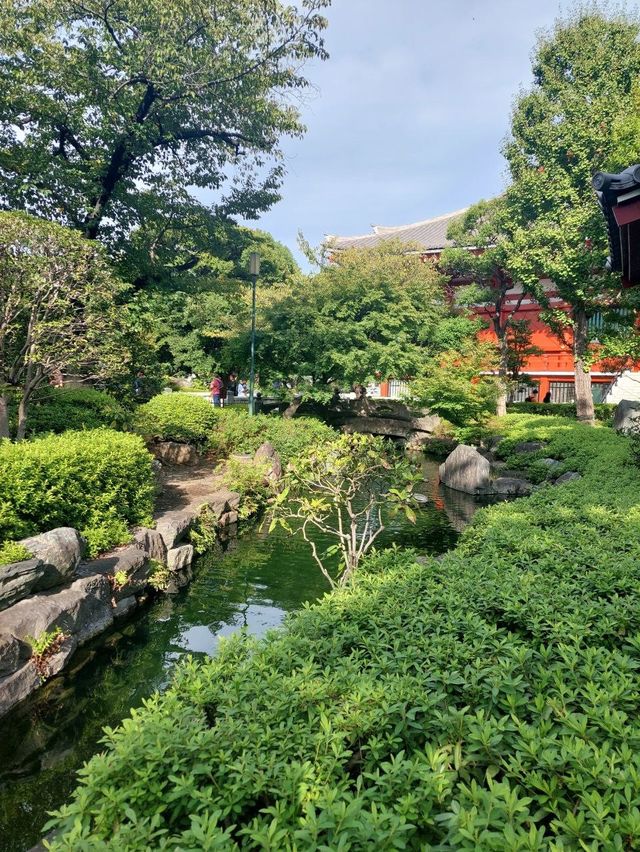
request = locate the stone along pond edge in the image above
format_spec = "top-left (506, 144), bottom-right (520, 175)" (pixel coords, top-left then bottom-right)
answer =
top-left (0, 440), bottom-right (282, 719)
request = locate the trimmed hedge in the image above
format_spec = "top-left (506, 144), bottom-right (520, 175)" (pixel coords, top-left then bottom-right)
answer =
top-left (0, 429), bottom-right (154, 557)
top-left (209, 408), bottom-right (335, 464)
top-left (47, 416), bottom-right (640, 849)
top-left (24, 387), bottom-right (131, 436)
top-left (133, 393), bottom-right (218, 450)
top-left (508, 401), bottom-right (616, 422)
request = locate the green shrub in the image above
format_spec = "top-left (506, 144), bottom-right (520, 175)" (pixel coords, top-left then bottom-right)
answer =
top-left (0, 541), bottom-right (32, 565)
top-left (209, 408), bottom-right (335, 463)
top-left (24, 387), bottom-right (131, 436)
top-left (48, 415), bottom-right (640, 849)
top-left (133, 393), bottom-right (218, 450)
top-left (0, 429), bottom-right (154, 557)
top-left (222, 458), bottom-right (270, 520)
top-left (508, 401), bottom-right (616, 423)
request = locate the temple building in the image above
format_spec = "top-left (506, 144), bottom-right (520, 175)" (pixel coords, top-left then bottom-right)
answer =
top-left (328, 209), bottom-right (640, 403)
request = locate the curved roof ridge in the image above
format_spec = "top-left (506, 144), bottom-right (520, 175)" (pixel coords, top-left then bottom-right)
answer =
top-left (372, 206), bottom-right (470, 234)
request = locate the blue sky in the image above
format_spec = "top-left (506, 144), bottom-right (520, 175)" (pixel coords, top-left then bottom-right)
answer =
top-left (241, 0), bottom-right (572, 266)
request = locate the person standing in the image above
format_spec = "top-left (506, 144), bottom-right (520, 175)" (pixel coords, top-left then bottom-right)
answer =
top-left (210, 375), bottom-right (223, 407)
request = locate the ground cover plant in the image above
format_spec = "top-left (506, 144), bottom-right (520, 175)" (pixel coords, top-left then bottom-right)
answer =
top-left (0, 429), bottom-right (154, 557)
top-left (45, 414), bottom-right (640, 849)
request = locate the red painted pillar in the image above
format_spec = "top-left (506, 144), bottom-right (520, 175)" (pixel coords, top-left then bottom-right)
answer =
top-left (537, 377), bottom-right (550, 402)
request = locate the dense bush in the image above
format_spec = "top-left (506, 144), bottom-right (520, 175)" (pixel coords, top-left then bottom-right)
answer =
top-left (23, 387), bottom-right (131, 436)
top-left (133, 393), bottom-right (218, 450)
top-left (0, 430), bottom-right (154, 557)
top-left (48, 415), bottom-right (640, 849)
top-left (508, 401), bottom-right (616, 422)
top-left (209, 407), bottom-right (335, 463)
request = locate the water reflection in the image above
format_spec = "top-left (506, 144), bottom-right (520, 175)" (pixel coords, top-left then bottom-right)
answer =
top-left (0, 457), bottom-right (482, 852)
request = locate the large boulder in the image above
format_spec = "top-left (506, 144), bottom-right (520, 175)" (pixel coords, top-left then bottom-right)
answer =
top-left (410, 414), bottom-right (442, 434)
top-left (514, 441), bottom-right (546, 454)
top-left (0, 632), bottom-right (29, 677)
top-left (166, 544), bottom-right (194, 572)
top-left (0, 574), bottom-right (113, 647)
top-left (0, 662), bottom-right (40, 718)
top-left (84, 545), bottom-right (150, 601)
top-left (554, 471), bottom-right (582, 485)
top-left (254, 442), bottom-right (283, 481)
top-left (133, 527), bottom-right (168, 565)
top-left (0, 527), bottom-right (85, 611)
top-left (152, 441), bottom-right (197, 465)
top-left (439, 445), bottom-right (492, 495)
top-left (613, 400), bottom-right (640, 434)
top-left (0, 558), bottom-right (47, 612)
top-left (492, 477), bottom-right (534, 496)
top-left (155, 508), bottom-right (201, 549)
top-left (207, 489), bottom-right (241, 519)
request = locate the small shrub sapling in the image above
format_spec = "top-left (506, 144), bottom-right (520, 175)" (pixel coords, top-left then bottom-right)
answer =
top-left (269, 433), bottom-right (419, 588)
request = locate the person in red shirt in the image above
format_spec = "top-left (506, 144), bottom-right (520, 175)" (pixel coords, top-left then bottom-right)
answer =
top-left (209, 375), bottom-right (224, 407)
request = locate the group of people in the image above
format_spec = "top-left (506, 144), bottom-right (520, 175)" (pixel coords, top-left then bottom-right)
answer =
top-left (524, 390), bottom-right (552, 403)
top-left (209, 373), bottom-right (248, 407)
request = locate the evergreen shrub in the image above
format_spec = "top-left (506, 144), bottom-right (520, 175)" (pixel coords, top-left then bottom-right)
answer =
top-left (47, 415), bottom-right (640, 849)
top-left (209, 408), bottom-right (335, 463)
top-left (133, 393), bottom-right (218, 450)
top-left (0, 429), bottom-right (154, 557)
top-left (508, 401), bottom-right (615, 422)
top-left (25, 387), bottom-right (131, 435)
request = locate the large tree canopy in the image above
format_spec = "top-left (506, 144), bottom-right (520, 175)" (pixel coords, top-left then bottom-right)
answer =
top-left (503, 9), bottom-right (640, 422)
top-left (255, 241), bottom-right (476, 399)
top-left (0, 0), bottom-right (329, 241)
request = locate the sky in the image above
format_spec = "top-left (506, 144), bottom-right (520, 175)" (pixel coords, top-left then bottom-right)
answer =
top-left (228, 0), bottom-right (578, 268)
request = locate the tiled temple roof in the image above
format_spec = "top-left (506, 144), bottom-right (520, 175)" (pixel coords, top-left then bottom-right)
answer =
top-left (326, 207), bottom-right (469, 252)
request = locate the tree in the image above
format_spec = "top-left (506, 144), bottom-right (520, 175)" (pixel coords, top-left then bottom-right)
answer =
top-left (257, 241), bottom-right (475, 399)
top-left (0, 0), bottom-right (329, 243)
top-left (0, 212), bottom-right (128, 439)
top-left (269, 433), bottom-right (418, 588)
top-left (441, 198), bottom-right (541, 416)
top-left (503, 9), bottom-right (640, 422)
top-left (410, 340), bottom-right (499, 429)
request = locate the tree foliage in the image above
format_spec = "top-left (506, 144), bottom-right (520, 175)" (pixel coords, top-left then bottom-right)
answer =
top-left (257, 241), bottom-right (475, 398)
top-left (0, 0), bottom-right (329, 243)
top-left (0, 212), bottom-right (129, 439)
top-left (503, 9), bottom-right (640, 422)
top-left (269, 433), bottom-right (418, 587)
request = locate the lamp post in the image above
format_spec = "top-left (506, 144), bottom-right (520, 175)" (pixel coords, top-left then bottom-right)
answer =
top-left (248, 251), bottom-right (260, 415)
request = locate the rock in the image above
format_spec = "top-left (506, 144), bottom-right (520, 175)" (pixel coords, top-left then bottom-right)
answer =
top-left (439, 445), bottom-right (492, 495)
top-left (133, 528), bottom-right (168, 565)
top-left (152, 441), bottom-right (197, 465)
top-left (155, 508), bottom-right (201, 549)
top-left (254, 442), bottom-right (283, 481)
top-left (486, 435), bottom-right (504, 449)
top-left (219, 511), bottom-right (239, 528)
top-left (41, 634), bottom-right (78, 680)
top-left (554, 471), bottom-right (582, 485)
top-left (0, 558), bottom-right (46, 612)
top-left (0, 662), bottom-right (40, 718)
top-left (165, 565), bottom-right (193, 594)
top-left (492, 477), bottom-right (534, 496)
top-left (81, 545), bottom-right (150, 601)
top-left (208, 489), bottom-right (241, 519)
top-left (410, 414), bottom-right (442, 434)
top-left (540, 458), bottom-right (562, 468)
top-left (112, 596), bottom-right (137, 619)
top-left (0, 632), bottom-right (29, 677)
top-left (21, 528), bottom-right (84, 583)
top-left (613, 399), bottom-right (640, 434)
top-left (514, 441), bottom-right (546, 453)
top-left (0, 574), bottom-right (113, 647)
top-left (167, 544), bottom-right (194, 572)
top-left (413, 493), bottom-right (429, 504)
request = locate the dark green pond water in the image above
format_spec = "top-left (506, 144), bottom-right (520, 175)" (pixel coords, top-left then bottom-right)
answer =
top-left (0, 460), bottom-right (478, 852)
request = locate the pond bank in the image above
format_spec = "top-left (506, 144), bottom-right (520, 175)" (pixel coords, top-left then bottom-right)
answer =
top-left (0, 456), bottom-right (472, 852)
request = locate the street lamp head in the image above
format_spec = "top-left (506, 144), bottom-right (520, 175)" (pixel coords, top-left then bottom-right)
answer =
top-left (249, 252), bottom-right (261, 276)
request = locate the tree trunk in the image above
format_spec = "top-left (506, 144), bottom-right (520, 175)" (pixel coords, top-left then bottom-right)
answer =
top-left (496, 329), bottom-right (509, 417)
top-left (283, 394), bottom-right (303, 419)
top-left (573, 306), bottom-right (595, 424)
top-left (0, 395), bottom-right (11, 439)
top-left (15, 395), bottom-right (28, 441)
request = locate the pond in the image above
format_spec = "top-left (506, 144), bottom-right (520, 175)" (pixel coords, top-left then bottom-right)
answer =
top-left (0, 459), bottom-right (481, 852)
